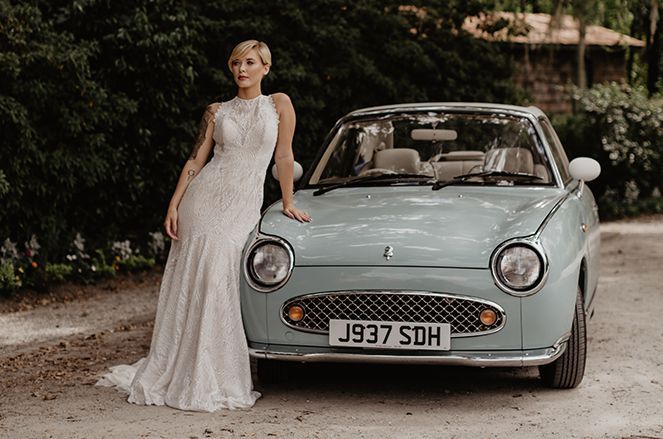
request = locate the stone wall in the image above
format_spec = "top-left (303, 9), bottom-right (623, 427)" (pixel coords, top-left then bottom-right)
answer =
top-left (589, 49), bottom-right (628, 84)
top-left (508, 45), bottom-right (629, 114)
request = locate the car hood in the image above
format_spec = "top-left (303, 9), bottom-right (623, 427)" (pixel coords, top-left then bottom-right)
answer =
top-left (260, 186), bottom-right (566, 268)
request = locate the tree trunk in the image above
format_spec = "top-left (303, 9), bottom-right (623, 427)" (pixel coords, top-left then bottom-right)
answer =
top-left (577, 15), bottom-right (588, 89)
top-left (627, 14), bottom-right (637, 84)
top-left (646, 0), bottom-right (661, 96)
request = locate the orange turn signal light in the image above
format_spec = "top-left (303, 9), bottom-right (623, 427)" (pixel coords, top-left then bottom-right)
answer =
top-left (288, 305), bottom-right (305, 322)
top-left (479, 309), bottom-right (497, 326)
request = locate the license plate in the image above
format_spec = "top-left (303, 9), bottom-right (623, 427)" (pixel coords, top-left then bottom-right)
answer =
top-left (329, 319), bottom-right (450, 350)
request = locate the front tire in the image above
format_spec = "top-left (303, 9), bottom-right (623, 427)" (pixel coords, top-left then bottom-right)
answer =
top-left (539, 286), bottom-right (587, 388)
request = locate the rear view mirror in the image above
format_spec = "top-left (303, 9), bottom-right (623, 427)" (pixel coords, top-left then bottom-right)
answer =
top-left (410, 129), bottom-right (457, 141)
top-left (271, 161), bottom-right (304, 182)
top-left (569, 157), bottom-right (601, 182)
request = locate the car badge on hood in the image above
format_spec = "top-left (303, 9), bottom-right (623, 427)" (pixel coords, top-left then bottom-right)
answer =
top-left (383, 246), bottom-right (394, 261)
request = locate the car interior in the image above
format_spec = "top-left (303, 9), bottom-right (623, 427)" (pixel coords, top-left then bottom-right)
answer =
top-left (311, 114), bottom-right (554, 185)
top-left (353, 125), bottom-right (551, 183)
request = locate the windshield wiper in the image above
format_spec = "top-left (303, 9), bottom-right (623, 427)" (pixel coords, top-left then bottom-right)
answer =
top-left (313, 173), bottom-right (433, 196)
top-left (432, 170), bottom-right (542, 191)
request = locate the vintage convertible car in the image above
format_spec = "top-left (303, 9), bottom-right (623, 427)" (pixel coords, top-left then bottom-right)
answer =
top-left (241, 103), bottom-right (601, 388)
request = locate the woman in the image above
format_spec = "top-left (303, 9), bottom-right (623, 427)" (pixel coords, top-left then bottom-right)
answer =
top-left (96, 40), bottom-right (311, 412)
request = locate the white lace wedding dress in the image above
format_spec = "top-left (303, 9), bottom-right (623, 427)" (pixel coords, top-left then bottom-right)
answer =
top-left (95, 94), bottom-right (279, 411)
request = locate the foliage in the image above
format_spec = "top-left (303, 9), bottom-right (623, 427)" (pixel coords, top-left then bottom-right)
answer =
top-left (0, 1), bottom-right (660, 293)
top-left (0, 0), bottom-right (197, 261)
top-left (117, 255), bottom-right (155, 273)
top-left (66, 233), bottom-right (108, 283)
top-left (627, 0), bottom-right (662, 95)
top-left (0, 231), bottom-right (164, 293)
top-left (1, 0), bottom-right (521, 262)
top-left (110, 238), bottom-right (155, 272)
top-left (0, 170), bottom-right (8, 196)
top-left (1, 1), bottom-right (127, 260)
top-left (44, 263), bottom-right (73, 283)
top-left (0, 262), bottom-right (21, 294)
top-left (90, 249), bottom-right (119, 281)
top-left (553, 82), bottom-right (663, 218)
top-left (147, 231), bottom-right (167, 263)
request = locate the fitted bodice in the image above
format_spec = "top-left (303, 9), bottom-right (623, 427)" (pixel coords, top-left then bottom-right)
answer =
top-left (210, 95), bottom-right (279, 182)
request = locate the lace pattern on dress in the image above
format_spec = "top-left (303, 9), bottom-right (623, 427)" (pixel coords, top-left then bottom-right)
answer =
top-left (95, 94), bottom-right (279, 412)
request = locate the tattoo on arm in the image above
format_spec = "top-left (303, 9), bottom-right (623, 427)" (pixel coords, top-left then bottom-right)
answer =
top-left (186, 169), bottom-right (196, 182)
top-left (189, 107), bottom-right (215, 160)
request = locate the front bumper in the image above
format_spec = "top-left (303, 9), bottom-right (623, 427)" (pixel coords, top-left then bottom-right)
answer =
top-left (249, 333), bottom-right (569, 367)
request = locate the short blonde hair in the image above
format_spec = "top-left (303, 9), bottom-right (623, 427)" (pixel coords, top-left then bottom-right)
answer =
top-left (227, 40), bottom-right (272, 71)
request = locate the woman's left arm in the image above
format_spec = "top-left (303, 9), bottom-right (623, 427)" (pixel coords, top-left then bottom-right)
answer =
top-left (272, 93), bottom-right (311, 223)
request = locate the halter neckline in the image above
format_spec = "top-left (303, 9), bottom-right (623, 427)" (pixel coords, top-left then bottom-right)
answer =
top-left (234, 94), bottom-right (263, 102)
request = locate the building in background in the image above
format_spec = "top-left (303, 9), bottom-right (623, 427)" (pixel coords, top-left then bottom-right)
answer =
top-left (464, 13), bottom-right (646, 113)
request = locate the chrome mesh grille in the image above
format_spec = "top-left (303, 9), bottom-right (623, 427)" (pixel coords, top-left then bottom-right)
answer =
top-left (281, 291), bottom-right (505, 337)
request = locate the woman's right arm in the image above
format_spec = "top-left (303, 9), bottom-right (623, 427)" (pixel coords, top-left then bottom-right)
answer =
top-left (164, 103), bottom-right (220, 240)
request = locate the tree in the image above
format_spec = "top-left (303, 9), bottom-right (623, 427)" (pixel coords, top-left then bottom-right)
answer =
top-left (637, 0), bottom-right (662, 95)
top-left (1, 0), bottom-right (522, 258)
top-left (0, 1), bottom-right (131, 259)
top-left (548, 0), bottom-right (599, 89)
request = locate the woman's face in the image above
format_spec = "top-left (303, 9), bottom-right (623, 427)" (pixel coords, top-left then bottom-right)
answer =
top-left (230, 48), bottom-right (269, 89)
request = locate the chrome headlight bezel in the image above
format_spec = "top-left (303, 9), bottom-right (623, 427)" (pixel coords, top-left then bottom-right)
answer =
top-left (243, 235), bottom-right (294, 293)
top-left (490, 237), bottom-right (549, 296)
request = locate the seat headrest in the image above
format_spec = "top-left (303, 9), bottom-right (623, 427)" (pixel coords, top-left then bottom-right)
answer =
top-left (484, 147), bottom-right (534, 174)
top-left (373, 148), bottom-right (421, 173)
top-left (444, 151), bottom-right (485, 161)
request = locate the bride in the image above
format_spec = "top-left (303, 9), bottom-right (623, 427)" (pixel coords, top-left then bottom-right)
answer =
top-left (96, 39), bottom-right (311, 412)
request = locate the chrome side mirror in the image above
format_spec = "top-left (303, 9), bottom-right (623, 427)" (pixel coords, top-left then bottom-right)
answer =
top-left (271, 161), bottom-right (303, 182)
top-left (569, 157), bottom-right (600, 182)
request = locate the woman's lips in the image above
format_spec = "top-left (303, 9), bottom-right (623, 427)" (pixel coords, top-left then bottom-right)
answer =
top-left (238, 76), bottom-right (249, 80)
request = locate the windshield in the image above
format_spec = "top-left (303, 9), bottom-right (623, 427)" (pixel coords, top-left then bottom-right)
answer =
top-left (307, 112), bottom-right (554, 186)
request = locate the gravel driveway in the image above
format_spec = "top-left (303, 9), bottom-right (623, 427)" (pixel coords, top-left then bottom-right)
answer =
top-left (1, 216), bottom-right (662, 439)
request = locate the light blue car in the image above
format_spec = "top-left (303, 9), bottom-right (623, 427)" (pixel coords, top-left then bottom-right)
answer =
top-left (241, 103), bottom-right (601, 388)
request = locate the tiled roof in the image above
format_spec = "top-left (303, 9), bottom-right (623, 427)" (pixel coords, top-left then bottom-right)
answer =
top-left (463, 12), bottom-right (645, 47)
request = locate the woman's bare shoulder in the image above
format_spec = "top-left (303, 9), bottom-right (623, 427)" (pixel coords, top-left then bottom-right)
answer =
top-left (202, 102), bottom-right (222, 121)
top-left (207, 102), bottom-right (222, 112)
top-left (270, 93), bottom-right (293, 113)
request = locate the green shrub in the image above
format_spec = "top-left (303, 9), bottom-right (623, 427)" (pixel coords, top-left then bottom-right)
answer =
top-left (146, 231), bottom-right (167, 263)
top-left (88, 249), bottom-right (116, 282)
top-left (118, 255), bottom-right (155, 273)
top-left (0, 170), bottom-right (8, 196)
top-left (1, 0), bottom-right (521, 260)
top-left (0, 232), bottom-right (161, 293)
top-left (553, 83), bottom-right (663, 219)
top-left (44, 263), bottom-right (73, 283)
top-left (0, 262), bottom-right (21, 294)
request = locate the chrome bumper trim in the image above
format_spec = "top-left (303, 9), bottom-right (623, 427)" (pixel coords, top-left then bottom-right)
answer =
top-left (249, 340), bottom-right (567, 367)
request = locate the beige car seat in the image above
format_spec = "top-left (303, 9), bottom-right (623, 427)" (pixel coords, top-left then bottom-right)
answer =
top-left (533, 164), bottom-right (550, 183)
top-left (483, 147), bottom-right (534, 174)
top-left (372, 148), bottom-right (421, 173)
top-left (433, 151), bottom-right (485, 180)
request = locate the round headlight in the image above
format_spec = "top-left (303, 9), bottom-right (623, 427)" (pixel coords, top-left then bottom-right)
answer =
top-left (246, 239), bottom-right (294, 291)
top-left (493, 243), bottom-right (545, 295)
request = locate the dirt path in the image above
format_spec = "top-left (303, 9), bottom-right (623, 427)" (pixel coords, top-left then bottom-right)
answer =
top-left (1, 216), bottom-right (663, 439)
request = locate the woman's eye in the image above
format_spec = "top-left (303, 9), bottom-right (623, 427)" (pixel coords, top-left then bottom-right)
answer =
top-left (247, 61), bottom-right (254, 65)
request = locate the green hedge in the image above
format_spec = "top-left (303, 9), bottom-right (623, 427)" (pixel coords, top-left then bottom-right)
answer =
top-left (2, 2), bottom-right (662, 294)
top-left (1, 0), bottom-right (520, 263)
top-left (553, 83), bottom-right (663, 219)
